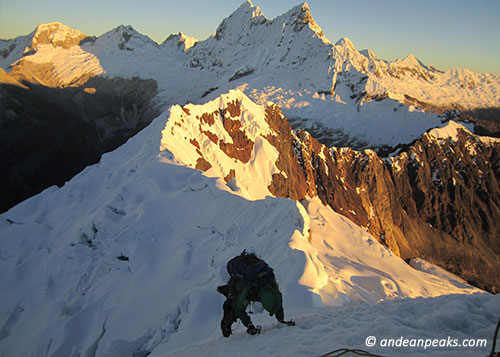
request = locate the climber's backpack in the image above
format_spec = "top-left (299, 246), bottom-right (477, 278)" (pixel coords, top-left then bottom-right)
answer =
top-left (226, 251), bottom-right (275, 284)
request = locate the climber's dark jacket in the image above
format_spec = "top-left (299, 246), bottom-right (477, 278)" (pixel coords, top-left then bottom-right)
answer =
top-left (230, 277), bottom-right (284, 327)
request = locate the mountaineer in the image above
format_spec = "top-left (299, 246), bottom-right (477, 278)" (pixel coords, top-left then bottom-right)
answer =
top-left (217, 250), bottom-right (295, 337)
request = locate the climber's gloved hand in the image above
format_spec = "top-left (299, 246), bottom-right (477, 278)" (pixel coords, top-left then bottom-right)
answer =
top-left (247, 324), bottom-right (262, 335)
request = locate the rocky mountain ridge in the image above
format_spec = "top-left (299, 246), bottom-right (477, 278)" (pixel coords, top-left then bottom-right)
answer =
top-left (160, 90), bottom-right (500, 292)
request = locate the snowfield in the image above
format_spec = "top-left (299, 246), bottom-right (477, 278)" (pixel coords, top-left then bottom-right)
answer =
top-left (1, 93), bottom-right (498, 356)
top-left (165, 293), bottom-right (499, 357)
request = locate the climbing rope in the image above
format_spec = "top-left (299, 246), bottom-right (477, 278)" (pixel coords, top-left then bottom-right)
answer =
top-left (322, 318), bottom-right (500, 357)
top-left (490, 318), bottom-right (500, 357)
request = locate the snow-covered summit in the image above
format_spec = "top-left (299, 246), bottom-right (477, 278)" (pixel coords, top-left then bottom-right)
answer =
top-left (161, 89), bottom-right (282, 200)
top-left (428, 120), bottom-right (500, 146)
top-left (161, 32), bottom-right (198, 51)
top-left (29, 22), bottom-right (89, 50)
top-left (394, 53), bottom-right (425, 68)
top-left (0, 22), bottom-right (88, 69)
top-left (94, 24), bottom-right (159, 50)
top-left (187, 0), bottom-right (334, 93)
top-left (279, 1), bottom-right (328, 42)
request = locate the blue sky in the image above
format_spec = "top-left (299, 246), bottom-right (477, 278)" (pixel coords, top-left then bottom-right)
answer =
top-left (1, 0), bottom-right (499, 75)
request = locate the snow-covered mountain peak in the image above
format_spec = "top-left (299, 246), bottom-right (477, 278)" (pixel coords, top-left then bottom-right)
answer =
top-left (214, 0), bottom-right (267, 41)
top-left (283, 2), bottom-right (312, 23)
top-left (391, 53), bottom-right (428, 71)
top-left (330, 36), bottom-right (369, 73)
top-left (334, 37), bottom-right (362, 59)
top-left (29, 21), bottom-right (88, 50)
top-left (427, 120), bottom-right (471, 142)
top-left (162, 32), bottom-right (198, 51)
top-left (335, 37), bottom-right (355, 49)
top-left (115, 24), bottom-right (155, 43)
top-left (161, 89), bottom-right (285, 200)
top-left (239, 0), bottom-right (265, 17)
top-left (94, 24), bottom-right (158, 50)
top-left (427, 120), bottom-right (500, 146)
top-left (279, 1), bottom-right (328, 42)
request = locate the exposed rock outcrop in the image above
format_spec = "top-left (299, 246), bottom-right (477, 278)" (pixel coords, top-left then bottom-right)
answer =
top-left (292, 124), bottom-right (500, 293)
top-left (264, 104), bottom-right (309, 200)
top-left (179, 94), bottom-right (500, 293)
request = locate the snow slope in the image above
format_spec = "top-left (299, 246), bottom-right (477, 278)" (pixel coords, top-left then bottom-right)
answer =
top-left (428, 119), bottom-right (500, 146)
top-left (166, 293), bottom-right (500, 357)
top-left (1, 92), bottom-right (495, 356)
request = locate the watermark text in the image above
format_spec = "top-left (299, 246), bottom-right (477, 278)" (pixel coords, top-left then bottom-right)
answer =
top-left (365, 335), bottom-right (487, 350)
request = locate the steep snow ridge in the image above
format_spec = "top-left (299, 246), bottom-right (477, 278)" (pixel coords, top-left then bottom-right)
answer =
top-left (0, 110), bottom-right (310, 356)
top-left (161, 90), bottom-right (481, 302)
top-left (0, 90), bottom-right (484, 356)
top-left (294, 198), bottom-right (479, 307)
top-left (428, 120), bottom-right (500, 145)
top-left (164, 293), bottom-right (500, 356)
top-left (0, 33), bottom-right (33, 69)
top-left (161, 90), bottom-right (281, 200)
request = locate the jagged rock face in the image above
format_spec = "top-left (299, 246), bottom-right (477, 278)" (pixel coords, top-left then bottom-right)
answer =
top-left (294, 131), bottom-right (409, 257)
top-left (388, 131), bottom-right (500, 291)
top-left (160, 90), bottom-right (499, 293)
top-left (176, 93), bottom-right (499, 292)
top-left (292, 126), bottom-right (500, 293)
top-left (219, 100), bottom-right (254, 163)
top-left (264, 105), bottom-right (308, 200)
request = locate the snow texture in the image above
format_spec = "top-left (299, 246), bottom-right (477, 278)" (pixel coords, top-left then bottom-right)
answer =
top-left (1, 91), bottom-right (498, 356)
top-left (428, 120), bottom-right (500, 146)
